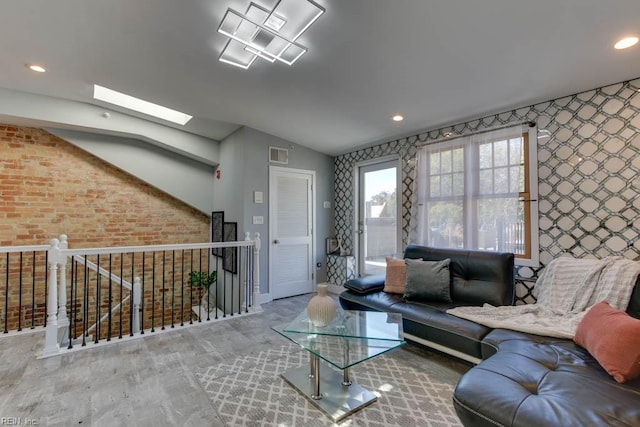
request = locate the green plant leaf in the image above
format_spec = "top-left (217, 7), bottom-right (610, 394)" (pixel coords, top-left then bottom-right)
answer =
top-left (189, 270), bottom-right (217, 290)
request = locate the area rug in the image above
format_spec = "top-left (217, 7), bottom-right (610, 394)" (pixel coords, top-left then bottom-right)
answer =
top-left (196, 344), bottom-right (462, 426)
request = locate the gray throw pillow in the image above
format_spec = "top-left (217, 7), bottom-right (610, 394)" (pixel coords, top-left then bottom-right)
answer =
top-left (403, 258), bottom-right (452, 302)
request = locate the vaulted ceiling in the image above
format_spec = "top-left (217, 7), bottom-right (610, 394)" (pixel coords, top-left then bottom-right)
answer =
top-left (1, 0), bottom-right (639, 155)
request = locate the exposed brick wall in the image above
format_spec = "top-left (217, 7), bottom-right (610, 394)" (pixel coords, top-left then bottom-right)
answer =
top-left (0, 125), bottom-right (209, 247)
top-left (0, 124), bottom-right (211, 333)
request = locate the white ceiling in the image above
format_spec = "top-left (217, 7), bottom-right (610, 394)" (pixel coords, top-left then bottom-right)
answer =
top-left (1, 0), bottom-right (639, 156)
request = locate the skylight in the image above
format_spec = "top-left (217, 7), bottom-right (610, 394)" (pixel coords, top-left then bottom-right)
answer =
top-left (92, 85), bottom-right (192, 125)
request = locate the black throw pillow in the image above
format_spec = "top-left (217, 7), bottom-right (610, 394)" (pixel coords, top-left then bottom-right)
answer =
top-left (403, 258), bottom-right (452, 302)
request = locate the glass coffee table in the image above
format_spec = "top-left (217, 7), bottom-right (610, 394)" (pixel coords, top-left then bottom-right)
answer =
top-left (272, 309), bottom-right (404, 422)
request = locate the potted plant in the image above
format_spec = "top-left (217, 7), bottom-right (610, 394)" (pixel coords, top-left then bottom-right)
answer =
top-left (189, 270), bottom-right (217, 314)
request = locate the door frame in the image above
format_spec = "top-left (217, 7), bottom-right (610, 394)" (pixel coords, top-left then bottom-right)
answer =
top-left (354, 156), bottom-right (402, 276)
top-left (268, 166), bottom-right (316, 298)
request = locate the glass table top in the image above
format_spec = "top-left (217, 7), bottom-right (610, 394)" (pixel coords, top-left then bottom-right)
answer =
top-left (272, 309), bottom-right (405, 370)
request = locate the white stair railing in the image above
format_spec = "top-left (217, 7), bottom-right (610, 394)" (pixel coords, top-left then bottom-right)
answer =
top-left (0, 243), bottom-right (49, 334)
top-left (74, 255), bottom-right (134, 290)
top-left (76, 252), bottom-right (136, 337)
top-left (41, 233), bottom-right (262, 358)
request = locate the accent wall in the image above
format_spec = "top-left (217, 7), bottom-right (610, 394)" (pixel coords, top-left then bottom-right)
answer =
top-left (334, 78), bottom-right (640, 303)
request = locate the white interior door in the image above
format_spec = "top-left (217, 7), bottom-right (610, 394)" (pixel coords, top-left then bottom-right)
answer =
top-left (269, 167), bottom-right (315, 299)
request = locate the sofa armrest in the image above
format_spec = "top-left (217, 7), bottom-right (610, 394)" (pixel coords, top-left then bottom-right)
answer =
top-left (344, 274), bottom-right (385, 294)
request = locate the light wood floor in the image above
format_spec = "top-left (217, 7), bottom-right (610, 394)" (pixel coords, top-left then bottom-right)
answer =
top-left (0, 293), bottom-right (469, 426)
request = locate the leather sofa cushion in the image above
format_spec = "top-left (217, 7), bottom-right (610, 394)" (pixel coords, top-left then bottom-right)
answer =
top-left (403, 245), bottom-right (514, 306)
top-left (339, 289), bottom-right (403, 312)
top-left (626, 278), bottom-right (640, 319)
top-left (344, 274), bottom-right (385, 294)
top-left (394, 301), bottom-right (491, 358)
top-left (340, 291), bottom-right (491, 359)
top-left (480, 328), bottom-right (566, 359)
top-left (454, 338), bottom-right (640, 426)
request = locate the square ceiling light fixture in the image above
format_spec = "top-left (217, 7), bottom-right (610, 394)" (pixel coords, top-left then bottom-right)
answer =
top-left (218, 0), bottom-right (325, 69)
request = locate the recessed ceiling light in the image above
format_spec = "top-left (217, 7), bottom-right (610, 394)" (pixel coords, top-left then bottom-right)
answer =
top-left (614, 36), bottom-right (639, 50)
top-left (392, 114), bottom-right (404, 122)
top-left (27, 64), bottom-right (46, 73)
top-left (93, 84), bottom-right (192, 125)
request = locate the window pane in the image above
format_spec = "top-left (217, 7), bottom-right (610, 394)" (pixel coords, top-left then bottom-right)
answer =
top-left (510, 165), bottom-right (522, 193)
top-left (430, 175), bottom-right (441, 197)
top-left (430, 153), bottom-right (440, 174)
top-left (479, 143), bottom-right (492, 169)
top-left (427, 201), bottom-right (463, 248)
top-left (441, 174), bottom-right (452, 196)
top-left (479, 169), bottom-right (492, 195)
top-left (494, 140), bottom-right (508, 166)
top-left (441, 150), bottom-right (452, 173)
top-left (453, 148), bottom-right (464, 171)
top-left (477, 198), bottom-right (524, 254)
top-left (495, 167), bottom-right (509, 193)
top-left (453, 172), bottom-right (464, 196)
top-left (509, 138), bottom-right (523, 165)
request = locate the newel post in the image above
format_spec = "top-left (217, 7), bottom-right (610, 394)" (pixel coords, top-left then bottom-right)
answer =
top-left (244, 232), bottom-right (250, 310)
top-left (57, 235), bottom-right (69, 332)
top-left (42, 238), bottom-right (61, 358)
top-left (252, 232), bottom-right (262, 312)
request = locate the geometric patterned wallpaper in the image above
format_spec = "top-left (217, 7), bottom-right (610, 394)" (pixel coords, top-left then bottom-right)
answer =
top-left (334, 77), bottom-right (640, 304)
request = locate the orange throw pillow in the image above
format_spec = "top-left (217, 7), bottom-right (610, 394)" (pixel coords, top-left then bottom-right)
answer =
top-left (574, 300), bottom-right (640, 383)
top-left (384, 257), bottom-right (406, 294)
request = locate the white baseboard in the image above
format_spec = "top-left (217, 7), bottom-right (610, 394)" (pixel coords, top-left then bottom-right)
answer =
top-left (259, 284), bottom-right (343, 303)
top-left (259, 293), bottom-right (272, 304)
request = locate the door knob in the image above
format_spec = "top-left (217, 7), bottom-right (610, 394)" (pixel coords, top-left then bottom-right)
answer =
top-left (274, 240), bottom-right (280, 244)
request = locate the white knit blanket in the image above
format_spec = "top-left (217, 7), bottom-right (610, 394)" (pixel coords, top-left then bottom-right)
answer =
top-left (446, 257), bottom-right (640, 338)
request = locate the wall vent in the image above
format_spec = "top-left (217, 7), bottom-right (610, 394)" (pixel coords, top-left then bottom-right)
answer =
top-left (269, 146), bottom-right (289, 164)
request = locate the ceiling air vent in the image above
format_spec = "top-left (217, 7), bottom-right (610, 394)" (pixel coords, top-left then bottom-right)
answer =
top-left (269, 146), bottom-right (289, 164)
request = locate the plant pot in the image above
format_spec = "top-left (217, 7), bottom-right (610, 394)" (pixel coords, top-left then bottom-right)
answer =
top-left (200, 286), bottom-right (217, 313)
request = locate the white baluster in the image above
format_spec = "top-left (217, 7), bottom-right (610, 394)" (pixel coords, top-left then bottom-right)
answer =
top-left (252, 232), bottom-right (262, 312)
top-left (42, 238), bottom-right (60, 358)
top-left (244, 232), bottom-right (250, 311)
top-left (132, 277), bottom-right (141, 334)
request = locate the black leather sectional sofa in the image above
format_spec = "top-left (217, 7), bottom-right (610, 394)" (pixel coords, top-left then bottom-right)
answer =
top-left (339, 245), bottom-right (640, 426)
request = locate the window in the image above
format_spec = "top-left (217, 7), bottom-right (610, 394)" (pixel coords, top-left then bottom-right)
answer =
top-left (410, 124), bottom-right (539, 266)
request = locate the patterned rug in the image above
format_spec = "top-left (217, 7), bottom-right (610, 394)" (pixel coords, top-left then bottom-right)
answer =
top-left (196, 344), bottom-right (462, 426)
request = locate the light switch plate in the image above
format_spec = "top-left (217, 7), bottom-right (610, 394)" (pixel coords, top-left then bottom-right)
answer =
top-left (253, 216), bottom-right (264, 225)
top-left (323, 201), bottom-right (331, 209)
top-left (254, 191), bottom-right (263, 204)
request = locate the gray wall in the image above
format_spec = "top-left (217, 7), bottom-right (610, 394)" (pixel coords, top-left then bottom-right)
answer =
top-left (48, 128), bottom-right (217, 214)
top-left (214, 128), bottom-right (246, 223)
top-left (0, 87), bottom-right (220, 165)
top-left (214, 127), bottom-right (335, 296)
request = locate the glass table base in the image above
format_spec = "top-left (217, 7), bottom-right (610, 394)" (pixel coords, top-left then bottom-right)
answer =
top-left (281, 364), bottom-right (377, 422)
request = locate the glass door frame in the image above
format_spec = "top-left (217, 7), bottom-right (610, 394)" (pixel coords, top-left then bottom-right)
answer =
top-left (354, 156), bottom-right (402, 277)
